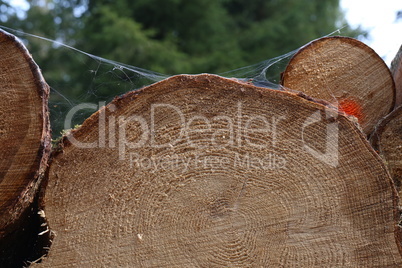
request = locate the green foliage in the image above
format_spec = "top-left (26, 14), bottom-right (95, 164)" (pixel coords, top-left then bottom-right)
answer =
top-left (2, 0), bottom-right (363, 74)
top-left (1, 0), bottom-right (363, 135)
top-left (82, 5), bottom-right (189, 74)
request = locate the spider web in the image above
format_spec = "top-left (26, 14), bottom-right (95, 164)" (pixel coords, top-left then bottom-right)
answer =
top-left (0, 26), bottom-right (342, 138)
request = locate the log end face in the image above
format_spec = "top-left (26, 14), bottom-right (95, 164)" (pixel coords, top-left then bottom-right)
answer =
top-left (281, 36), bottom-right (395, 135)
top-left (37, 74), bottom-right (402, 266)
top-left (0, 29), bottom-right (51, 237)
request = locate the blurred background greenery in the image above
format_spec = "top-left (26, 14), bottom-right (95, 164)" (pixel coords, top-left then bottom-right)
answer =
top-left (0, 0), bottom-right (362, 135)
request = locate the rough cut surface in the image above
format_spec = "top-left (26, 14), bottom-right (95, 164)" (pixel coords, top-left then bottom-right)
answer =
top-left (391, 45), bottom-right (402, 108)
top-left (36, 74), bottom-right (401, 267)
top-left (0, 29), bottom-right (50, 238)
top-left (371, 105), bottom-right (402, 196)
top-left (281, 36), bottom-right (395, 135)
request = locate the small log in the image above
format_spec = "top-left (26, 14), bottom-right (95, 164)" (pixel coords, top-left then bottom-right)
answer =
top-left (0, 29), bottom-right (51, 241)
top-left (34, 75), bottom-right (401, 266)
top-left (370, 105), bottom-right (402, 195)
top-left (281, 36), bottom-right (395, 135)
top-left (0, 29), bottom-right (51, 266)
top-left (391, 45), bottom-right (402, 108)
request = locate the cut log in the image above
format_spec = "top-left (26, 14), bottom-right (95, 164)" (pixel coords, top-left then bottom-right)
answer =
top-left (281, 36), bottom-right (395, 135)
top-left (0, 29), bottom-right (51, 241)
top-left (370, 105), bottom-right (402, 195)
top-left (391, 45), bottom-right (402, 108)
top-left (34, 74), bottom-right (401, 266)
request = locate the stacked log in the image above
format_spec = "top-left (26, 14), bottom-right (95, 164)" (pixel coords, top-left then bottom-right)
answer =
top-left (33, 74), bottom-right (402, 267)
top-left (0, 29), bottom-right (51, 266)
top-left (281, 36), bottom-right (395, 136)
top-left (371, 106), bottom-right (402, 195)
top-left (391, 45), bottom-right (402, 108)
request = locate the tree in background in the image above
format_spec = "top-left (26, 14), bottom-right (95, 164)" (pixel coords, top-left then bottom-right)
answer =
top-left (0, 0), bottom-right (362, 135)
top-left (81, 0), bottom-right (361, 73)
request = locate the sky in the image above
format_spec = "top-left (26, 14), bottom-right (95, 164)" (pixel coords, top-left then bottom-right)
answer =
top-left (341, 0), bottom-right (402, 65)
top-left (6, 0), bottom-right (402, 66)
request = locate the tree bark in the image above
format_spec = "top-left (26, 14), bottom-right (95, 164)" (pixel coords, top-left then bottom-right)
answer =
top-left (0, 29), bottom-right (51, 243)
top-left (370, 105), bottom-right (402, 196)
top-left (33, 74), bottom-right (402, 267)
top-left (281, 36), bottom-right (395, 136)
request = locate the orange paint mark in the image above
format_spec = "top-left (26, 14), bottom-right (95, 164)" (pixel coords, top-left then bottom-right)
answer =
top-left (338, 99), bottom-right (363, 121)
